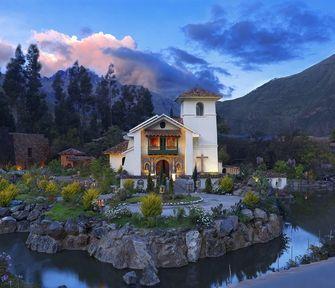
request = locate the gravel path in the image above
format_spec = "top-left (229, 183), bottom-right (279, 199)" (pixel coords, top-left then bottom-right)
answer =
top-left (127, 193), bottom-right (242, 216)
top-left (233, 257), bottom-right (335, 288)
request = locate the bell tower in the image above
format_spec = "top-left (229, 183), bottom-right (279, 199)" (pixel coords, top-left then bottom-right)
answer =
top-left (176, 88), bottom-right (220, 173)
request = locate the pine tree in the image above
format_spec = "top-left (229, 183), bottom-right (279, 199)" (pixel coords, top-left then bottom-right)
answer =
top-left (96, 65), bottom-right (114, 132)
top-left (21, 44), bottom-right (49, 133)
top-left (147, 173), bottom-right (155, 193)
top-left (53, 71), bottom-right (78, 135)
top-left (3, 45), bottom-right (25, 124)
top-left (0, 88), bottom-right (15, 130)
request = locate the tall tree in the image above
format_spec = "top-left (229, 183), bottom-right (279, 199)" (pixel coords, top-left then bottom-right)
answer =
top-left (53, 71), bottom-right (79, 135)
top-left (2, 45), bottom-right (25, 123)
top-left (95, 64), bottom-right (115, 132)
top-left (20, 44), bottom-right (49, 133)
top-left (0, 88), bottom-right (15, 130)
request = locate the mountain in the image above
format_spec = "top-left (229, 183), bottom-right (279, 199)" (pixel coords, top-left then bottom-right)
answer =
top-left (218, 55), bottom-right (335, 136)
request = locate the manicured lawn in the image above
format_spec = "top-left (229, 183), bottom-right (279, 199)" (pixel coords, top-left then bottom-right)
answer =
top-left (112, 214), bottom-right (193, 229)
top-left (44, 202), bottom-right (96, 221)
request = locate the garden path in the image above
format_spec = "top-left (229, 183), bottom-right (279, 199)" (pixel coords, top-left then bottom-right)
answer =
top-left (127, 193), bottom-right (242, 217)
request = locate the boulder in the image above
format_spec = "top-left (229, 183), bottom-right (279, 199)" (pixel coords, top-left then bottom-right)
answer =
top-left (46, 221), bottom-right (64, 238)
top-left (91, 225), bottom-right (114, 239)
top-left (27, 209), bottom-right (41, 221)
top-left (62, 234), bottom-right (89, 250)
top-left (254, 208), bottom-right (267, 221)
top-left (140, 265), bottom-right (160, 287)
top-left (200, 228), bottom-right (226, 258)
top-left (0, 216), bottom-right (17, 234)
top-left (12, 209), bottom-right (29, 221)
top-left (123, 271), bottom-right (138, 286)
top-left (17, 220), bottom-right (30, 232)
top-left (214, 216), bottom-right (239, 237)
top-left (10, 204), bottom-right (24, 213)
top-left (185, 230), bottom-right (201, 262)
top-left (241, 209), bottom-right (254, 220)
top-left (150, 233), bottom-right (188, 267)
top-left (26, 233), bottom-right (60, 253)
top-left (91, 232), bottom-right (155, 270)
top-left (64, 219), bottom-right (79, 235)
top-left (0, 207), bottom-right (9, 217)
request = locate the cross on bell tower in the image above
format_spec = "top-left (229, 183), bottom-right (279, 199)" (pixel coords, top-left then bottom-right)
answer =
top-left (196, 154), bottom-right (208, 173)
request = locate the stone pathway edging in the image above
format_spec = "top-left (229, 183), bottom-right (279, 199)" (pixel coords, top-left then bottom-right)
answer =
top-left (162, 197), bottom-right (203, 206)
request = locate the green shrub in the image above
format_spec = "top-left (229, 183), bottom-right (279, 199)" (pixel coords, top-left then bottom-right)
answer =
top-left (204, 176), bottom-right (213, 193)
top-left (140, 193), bottom-right (162, 218)
top-left (0, 184), bottom-right (19, 207)
top-left (219, 175), bottom-right (234, 194)
top-left (45, 181), bottom-right (58, 197)
top-left (123, 179), bottom-right (135, 194)
top-left (37, 179), bottom-right (49, 191)
top-left (61, 182), bottom-right (82, 202)
top-left (243, 191), bottom-right (260, 208)
top-left (82, 188), bottom-right (100, 210)
top-left (0, 177), bottom-right (10, 191)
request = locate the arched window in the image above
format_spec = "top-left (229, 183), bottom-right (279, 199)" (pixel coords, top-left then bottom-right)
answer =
top-left (196, 102), bottom-right (204, 116)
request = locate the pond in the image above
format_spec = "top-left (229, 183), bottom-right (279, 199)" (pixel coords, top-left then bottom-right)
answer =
top-left (1, 191), bottom-right (335, 288)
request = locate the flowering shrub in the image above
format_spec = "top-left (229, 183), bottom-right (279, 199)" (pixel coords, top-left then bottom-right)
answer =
top-left (0, 184), bottom-right (19, 207)
top-left (140, 193), bottom-right (162, 218)
top-left (82, 188), bottom-right (100, 210)
top-left (104, 203), bottom-right (132, 220)
top-left (189, 206), bottom-right (213, 227)
top-left (61, 182), bottom-right (82, 202)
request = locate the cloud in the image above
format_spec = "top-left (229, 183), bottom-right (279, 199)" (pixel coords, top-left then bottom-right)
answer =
top-left (167, 47), bottom-right (231, 76)
top-left (28, 29), bottom-right (232, 97)
top-left (0, 41), bottom-right (14, 69)
top-left (103, 46), bottom-right (233, 97)
top-left (183, 2), bottom-right (335, 69)
top-left (32, 30), bottom-right (136, 76)
top-left (80, 26), bottom-right (93, 37)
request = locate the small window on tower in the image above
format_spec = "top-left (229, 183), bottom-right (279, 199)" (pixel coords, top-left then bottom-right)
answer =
top-left (196, 102), bottom-right (204, 116)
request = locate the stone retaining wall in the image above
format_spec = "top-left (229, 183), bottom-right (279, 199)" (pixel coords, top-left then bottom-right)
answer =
top-left (0, 202), bottom-right (283, 270)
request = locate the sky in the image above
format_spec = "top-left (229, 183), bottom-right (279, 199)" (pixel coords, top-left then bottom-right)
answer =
top-left (0, 0), bottom-right (335, 100)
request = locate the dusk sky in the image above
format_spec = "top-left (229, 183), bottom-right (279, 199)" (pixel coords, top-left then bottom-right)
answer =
top-left (1, 0), bottom-right (335, 99)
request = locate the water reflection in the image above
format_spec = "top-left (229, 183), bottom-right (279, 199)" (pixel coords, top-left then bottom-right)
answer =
top-left (0, 191), bottom-right (334, 288)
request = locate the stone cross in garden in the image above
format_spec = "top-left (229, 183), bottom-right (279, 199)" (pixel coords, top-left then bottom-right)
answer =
top-left (196, 154), bottom-right (208, 173)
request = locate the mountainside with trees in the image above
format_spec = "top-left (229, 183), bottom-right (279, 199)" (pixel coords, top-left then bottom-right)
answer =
top-left (0, 45), bottom-right (154, 155)
top-left (218, 54), bottom-right (335, 137)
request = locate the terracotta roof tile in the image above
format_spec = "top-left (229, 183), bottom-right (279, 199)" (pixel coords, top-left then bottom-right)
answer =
top-left (176, 88), bottom-right (221, 101)
top-left (104, 141), bottom-right (129, 154)
top-left (58, 148), bottom-right (86, 156)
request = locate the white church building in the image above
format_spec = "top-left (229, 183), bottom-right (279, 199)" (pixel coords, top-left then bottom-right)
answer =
top-left (104, 88), bottom-right (221, 178)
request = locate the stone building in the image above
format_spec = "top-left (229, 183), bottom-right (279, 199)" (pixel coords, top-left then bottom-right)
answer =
top-left (0, 129), bottom-right (49, 169)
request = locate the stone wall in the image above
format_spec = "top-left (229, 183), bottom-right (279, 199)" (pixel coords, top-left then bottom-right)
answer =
top-left (0, 204), bottom-right (282, 270)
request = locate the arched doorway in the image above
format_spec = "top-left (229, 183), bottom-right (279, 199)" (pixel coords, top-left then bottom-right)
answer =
top-left (156, 159), bottom-right (170, 177)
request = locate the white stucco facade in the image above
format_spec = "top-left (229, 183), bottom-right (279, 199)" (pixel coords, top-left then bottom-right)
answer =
top-left (105, 88), bottom-right (221, 177)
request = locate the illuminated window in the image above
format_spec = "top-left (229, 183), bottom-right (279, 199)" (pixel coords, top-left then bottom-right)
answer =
top-left (166, 137), bottom-right (177, 149)
top-left (196, 102), bottom-right (204, 116)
